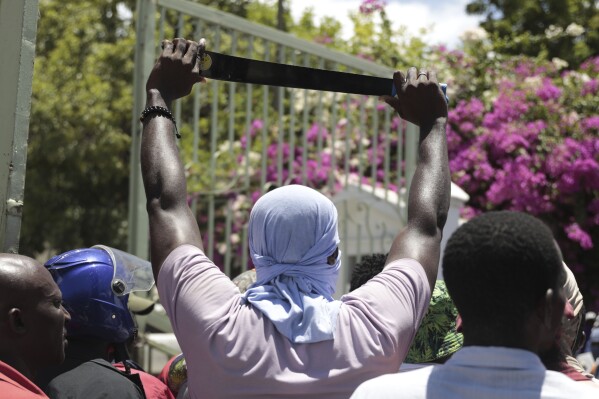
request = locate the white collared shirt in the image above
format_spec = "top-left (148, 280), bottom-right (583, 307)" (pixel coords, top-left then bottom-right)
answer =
top-left (351, 346), bottom-right (597, 399)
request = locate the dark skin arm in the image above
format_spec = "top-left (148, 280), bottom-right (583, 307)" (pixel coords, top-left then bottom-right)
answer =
top-left (141, 40), bottom-right (449, 288)
top-left (141, 38), bottom-right (205, 280)
top-left (381, 68), bottom-right (450, 290)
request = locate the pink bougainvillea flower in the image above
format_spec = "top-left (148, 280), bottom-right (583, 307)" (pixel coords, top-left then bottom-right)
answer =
top-left (565, 223), bottom-right (594, 250)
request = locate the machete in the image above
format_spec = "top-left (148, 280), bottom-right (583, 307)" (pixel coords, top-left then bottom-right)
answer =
top-left (197, 49), bottom-right (448, 100)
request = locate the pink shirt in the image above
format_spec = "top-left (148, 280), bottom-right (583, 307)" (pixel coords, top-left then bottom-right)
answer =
top-left (0, 360), bottom-right (48, 399)
top-left (158, 245), bottom-right (430, 399)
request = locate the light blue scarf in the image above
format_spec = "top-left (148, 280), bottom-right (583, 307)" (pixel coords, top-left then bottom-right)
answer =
top-left (243, 185), bottom-right (342, 343)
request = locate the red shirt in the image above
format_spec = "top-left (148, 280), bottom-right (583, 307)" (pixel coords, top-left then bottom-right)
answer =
top-left (113, 363), bottom-right (175, 399)
top-left (0, 360), bottom-right (48, 399)
top-left (560, 362), bottom-right (594, 382)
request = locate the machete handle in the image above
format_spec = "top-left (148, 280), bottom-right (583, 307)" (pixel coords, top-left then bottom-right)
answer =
top-left (391, 82), bottom-right (448, 103)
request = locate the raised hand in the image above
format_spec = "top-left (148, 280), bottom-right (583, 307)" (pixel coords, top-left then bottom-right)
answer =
top-left (145, 38), bottom-right (205, 104)
top-left (381, 67), bottom-right (448, 127)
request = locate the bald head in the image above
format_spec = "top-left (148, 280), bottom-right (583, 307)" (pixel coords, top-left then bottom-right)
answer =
top-left (0, 253), bottom-right (70, 379)
top-left (0, 254), bottom-right (46, 301)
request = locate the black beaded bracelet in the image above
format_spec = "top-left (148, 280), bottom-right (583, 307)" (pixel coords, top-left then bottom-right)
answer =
top-left (139, 105), bottom-right (181, 139)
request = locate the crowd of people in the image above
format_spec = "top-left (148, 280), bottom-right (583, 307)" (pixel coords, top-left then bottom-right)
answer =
top-left (1, 37), bottom-right (597, 398)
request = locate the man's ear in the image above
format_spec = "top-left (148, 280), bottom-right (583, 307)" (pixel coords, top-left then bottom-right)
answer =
top-left (7, 308), bottom-right (27, 335)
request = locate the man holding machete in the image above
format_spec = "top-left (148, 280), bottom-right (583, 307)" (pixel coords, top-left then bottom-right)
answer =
top-left (140, 38), bottom-right (449, 398)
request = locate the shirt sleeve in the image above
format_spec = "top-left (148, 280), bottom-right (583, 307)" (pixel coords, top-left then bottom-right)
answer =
top-left (340, 258), bottom-right (431, 351)
top-left (157, 245), bottom-right (242, 337)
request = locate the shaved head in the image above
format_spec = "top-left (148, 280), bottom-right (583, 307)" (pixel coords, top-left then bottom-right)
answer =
top-left (0, 253), bottom-right (70, 379)
top-left (0, 254), bottom-right (45, 302)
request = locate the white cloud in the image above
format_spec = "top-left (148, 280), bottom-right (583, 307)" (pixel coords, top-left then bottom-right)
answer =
top-left (289, 0), bottom-right (482, 49)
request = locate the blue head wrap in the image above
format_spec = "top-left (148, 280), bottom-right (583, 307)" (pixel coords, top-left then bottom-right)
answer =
top-left (243, 185), bottom-right (342, 343)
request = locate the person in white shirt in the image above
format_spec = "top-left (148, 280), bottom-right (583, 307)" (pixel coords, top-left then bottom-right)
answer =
top-left (540, 262), bottom-right (599, 388)
top-left (352, 211), bottom-right (597, 399)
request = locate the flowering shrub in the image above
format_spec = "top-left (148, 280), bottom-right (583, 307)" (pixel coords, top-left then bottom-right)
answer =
top-left (187, 0), bottom-right (599, 307)
top-left (442, 50), bottom-right (599, 307)
top-left (359, 0), bottom-right (386, 15)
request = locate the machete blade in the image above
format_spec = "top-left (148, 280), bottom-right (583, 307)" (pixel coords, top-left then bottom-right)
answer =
top-left (199, 50), bottom-right (447, 100)
top-left (200, 51), bottom-right (392, 96)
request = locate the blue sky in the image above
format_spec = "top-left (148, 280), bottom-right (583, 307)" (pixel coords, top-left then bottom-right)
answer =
top-left (289, 0), bottom-right (484, 48)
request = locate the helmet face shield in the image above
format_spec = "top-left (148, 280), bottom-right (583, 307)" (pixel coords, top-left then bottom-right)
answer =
top-left (93, 245), bottom-right (155, 295)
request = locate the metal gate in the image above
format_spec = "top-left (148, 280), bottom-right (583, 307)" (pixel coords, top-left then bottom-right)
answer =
top-left (129, 0), bottom-right (419, 294)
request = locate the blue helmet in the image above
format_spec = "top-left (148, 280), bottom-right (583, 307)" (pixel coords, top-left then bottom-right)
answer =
top-left (45, 246), bottom-right (154, 343)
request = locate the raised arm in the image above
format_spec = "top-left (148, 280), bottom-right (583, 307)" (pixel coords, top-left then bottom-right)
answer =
top-left (383, 68), bottom-right (450, 290)
top-left (141, 38), bottom-right (205, 279)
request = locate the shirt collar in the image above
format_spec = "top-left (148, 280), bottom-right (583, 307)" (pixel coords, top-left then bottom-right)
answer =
top-left (447, 346), bottom-right (546, 371)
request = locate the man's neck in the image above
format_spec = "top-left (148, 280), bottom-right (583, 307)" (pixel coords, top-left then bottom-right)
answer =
top-left (462, 333), bottom-right (536, 352)
top-left (63, 339), bottom-right (111, 362)
top-left (0, 352), bottom-right (34, 380)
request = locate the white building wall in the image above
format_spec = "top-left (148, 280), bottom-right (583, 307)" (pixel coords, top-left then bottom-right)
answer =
top-left (333, 181), bottom-right (469, 296)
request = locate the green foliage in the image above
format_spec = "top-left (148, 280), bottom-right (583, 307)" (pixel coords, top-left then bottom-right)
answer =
top-left (194, 0), bottom-right (252, 17)
top-left (21, 0), bottom-right (599, 312)
top-left (291, 8), bottom-right (344, 48)
top-left (466, 0), bottom-right (599, 67)
top-left (290, 3), bottom-right (429, 69)
top-left (17, 0), bottom-right (431, 259)
top-left (21, 0), bottom-right (136, 256)
top-left (347, 8), bottom-right (428, 69)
